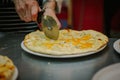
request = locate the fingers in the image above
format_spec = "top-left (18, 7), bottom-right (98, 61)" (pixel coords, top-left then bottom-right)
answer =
top-left (44, 8), bottom-right (61, 28)
top-left (24, 3), bottom-right (32, 22)
top-left (14, 0), bottom-right (25, 21)
top-left (13, 0), bottom-right (61, 28)
top-left (31, 2), bottom-right (40, 21)
top-left (14, 0), bottom-right (40, 22)
top-left (54, 17), bottom-right (61, 29)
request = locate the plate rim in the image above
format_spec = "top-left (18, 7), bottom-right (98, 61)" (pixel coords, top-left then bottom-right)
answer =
top-left (113, 39), bottom-right (120, 53)
top-left (11, 66), bottom-right (18, 80)
top-left (92, 63), bottom-right (120, 80)
top-left (21, 41), bottom-right (107, 58)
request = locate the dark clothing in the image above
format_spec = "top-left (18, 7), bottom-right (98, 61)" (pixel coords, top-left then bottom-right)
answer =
top-left (0, 0), bottom-right (42, 32)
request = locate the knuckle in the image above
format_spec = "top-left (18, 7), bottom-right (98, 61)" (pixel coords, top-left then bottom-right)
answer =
top-left (16, 7), bottom-right (24, 12)
top-left (25, 2), bottom-right (29, 7)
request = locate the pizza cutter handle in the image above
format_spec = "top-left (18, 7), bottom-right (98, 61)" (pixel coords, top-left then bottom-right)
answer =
top-left (37, 10), bottom-right (45, 24)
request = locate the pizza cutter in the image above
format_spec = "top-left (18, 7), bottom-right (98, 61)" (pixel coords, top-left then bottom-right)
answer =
top-left (37, 10), bottom-right (59, 40)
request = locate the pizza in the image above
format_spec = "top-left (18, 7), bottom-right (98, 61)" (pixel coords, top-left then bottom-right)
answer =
top-left (23, 29), bottom-right (108, 55)
top-left (0, 55), bottom-right (15, 80)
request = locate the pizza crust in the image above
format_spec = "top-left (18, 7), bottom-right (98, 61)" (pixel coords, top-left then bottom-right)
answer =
top-left (23, 29), bottom-right (109, 55)
top-left (0, 55), bottom-right (15, 80)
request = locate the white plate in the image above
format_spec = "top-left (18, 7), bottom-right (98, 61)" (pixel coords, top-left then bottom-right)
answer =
top-left (92, 63), bottom-right (120, 80)
top-left (21, 41), bottom-right (107, 58)
top-left (11, 67), bottom-right (18, 80)
top-left (113, 39), bottom-right (120, 53)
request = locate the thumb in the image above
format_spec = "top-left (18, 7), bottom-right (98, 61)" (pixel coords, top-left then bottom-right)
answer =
top-left (31, 5), bottom-right (40, 21)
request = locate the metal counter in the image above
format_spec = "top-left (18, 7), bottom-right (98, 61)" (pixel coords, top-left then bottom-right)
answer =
top-left (0, 32), bottom-right (120, 80)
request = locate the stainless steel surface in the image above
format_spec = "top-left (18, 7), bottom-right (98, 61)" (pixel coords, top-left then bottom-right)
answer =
top-left (0, 32), bottom-right (120, 80)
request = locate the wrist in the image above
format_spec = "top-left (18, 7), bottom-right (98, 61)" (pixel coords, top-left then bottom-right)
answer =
top-left (43, 0), bottom-right (58, 13)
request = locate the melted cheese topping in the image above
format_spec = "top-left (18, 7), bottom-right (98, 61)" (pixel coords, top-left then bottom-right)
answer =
top-left (40, 30), bottom-right (94, 49)
top-left (24, 29), bottom-right (108, 55)
top-left (0, 55), bottom-right (15, 80)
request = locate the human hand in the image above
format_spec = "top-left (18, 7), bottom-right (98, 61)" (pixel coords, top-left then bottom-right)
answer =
top-left (43, 0), bottom-right (61, 28)
top-left (13, 0), bottom-right (61, 28)
top-left (13, 0), bottom-right (41, 22)
top-left (43, 8), bottom-right (61, 28)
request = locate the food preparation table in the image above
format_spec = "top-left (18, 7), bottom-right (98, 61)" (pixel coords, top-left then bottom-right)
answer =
top-left (0, 32), bottom-right (120, 80)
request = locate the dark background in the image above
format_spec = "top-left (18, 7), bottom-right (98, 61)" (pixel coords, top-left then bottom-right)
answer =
top-left (104, 0), bottom-right (120, 38)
